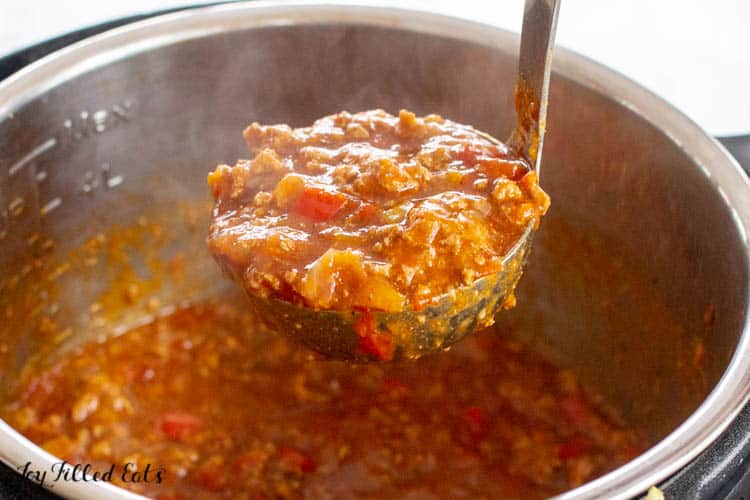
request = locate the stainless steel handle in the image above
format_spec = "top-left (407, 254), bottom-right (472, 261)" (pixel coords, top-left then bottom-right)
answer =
top-left (510, 0), bottom-right (561, 173)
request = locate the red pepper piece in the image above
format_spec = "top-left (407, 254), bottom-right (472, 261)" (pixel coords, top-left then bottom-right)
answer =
top-left (278, 447), bottom-right (316, 473)
top-left (463, 406), bottom-right (488, 439)
top-left (353, 310), bottom-right (394, 361)
top-left (558, 434), bottom-right (590, 460)
top-left (159, 412), bottom-right (203, 441)
top-left (357, 334), bottom-right (394, 361)
top-left (291, 186), bottom-right (346, 222)
top-left (276, 281), bottom-right (305, 304)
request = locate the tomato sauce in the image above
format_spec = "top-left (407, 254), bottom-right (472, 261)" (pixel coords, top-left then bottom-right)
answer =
top-left (3, 300), bottom-right (641, 499)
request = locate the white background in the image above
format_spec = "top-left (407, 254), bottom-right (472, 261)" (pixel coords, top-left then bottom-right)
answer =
top-left (1, 0), bottom-right (748, 136)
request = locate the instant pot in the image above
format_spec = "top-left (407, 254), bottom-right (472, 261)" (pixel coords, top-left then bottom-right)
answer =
top-left (1, 3), bottom-right (749, 499)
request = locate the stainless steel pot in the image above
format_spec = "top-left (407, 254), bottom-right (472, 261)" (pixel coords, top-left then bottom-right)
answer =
top-left (0, 2), bottom-right (749, 499)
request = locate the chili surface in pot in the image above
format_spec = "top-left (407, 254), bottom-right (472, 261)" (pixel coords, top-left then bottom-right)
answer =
top-left (3, 297), bottom-right (642, 499)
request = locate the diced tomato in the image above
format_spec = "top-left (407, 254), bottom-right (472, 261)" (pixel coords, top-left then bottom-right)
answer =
top-left (353, 310), bottom-right (394, 361)
top-left (463, 406), bottom-right (488, 438)
top-left (558, 435), bottom-right (590, 460)
top-left (560, 396), bottom-right (591, 427)
top-left (159, 412), bottom-right (202, 441)
top-left (353, 309), bottom-right (375, 338)
top-left (291, 186), bottom-right (346, 222)
top-left (276, 281), bottom-right (304, 304)
top-left (354, 201), bottom-right (378, 222)
top-left (457, 144), bottom-right (480, 167)
top-left (357, 334), bottom-right (394, 361)
top-left (278, 447), bottom-right (316, 473)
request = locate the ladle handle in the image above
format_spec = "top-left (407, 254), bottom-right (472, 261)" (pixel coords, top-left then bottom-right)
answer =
top-left (510, 0), bottom-right (561, 174)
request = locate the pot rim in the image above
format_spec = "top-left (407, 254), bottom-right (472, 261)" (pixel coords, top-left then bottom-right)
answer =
top-left (1, 2), bottom-right (749, 499)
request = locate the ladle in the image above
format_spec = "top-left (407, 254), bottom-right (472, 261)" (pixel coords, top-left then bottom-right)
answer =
top-left (245, 0), bottom-right (561, 361)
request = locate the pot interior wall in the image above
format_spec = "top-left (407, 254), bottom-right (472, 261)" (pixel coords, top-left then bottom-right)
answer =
top-left (0, 24), bottom-right (746, 451)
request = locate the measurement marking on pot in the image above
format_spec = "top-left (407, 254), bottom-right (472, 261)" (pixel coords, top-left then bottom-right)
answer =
top-left (81, 164), bottom-right (125, 194)
top-left (0, 206), bottom-right (6, 239)
top-left (40, 197), bottom-right (62, 217)
top-left (8, 137), bottom-right (57, 177)
top-left (102, 163), bottom-right (123, 189)
top-left (63, 99), bottom-right (135, 142)
top-left (8, 197), bottom-right (25, 217)
top-left (81, 170), bottom-right (98, 194)
top-left (107, 175), bottom-right (124, 189)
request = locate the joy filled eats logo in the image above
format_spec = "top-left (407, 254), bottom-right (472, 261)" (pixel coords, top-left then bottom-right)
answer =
top-left (18, 461), bottom-right (164, 489)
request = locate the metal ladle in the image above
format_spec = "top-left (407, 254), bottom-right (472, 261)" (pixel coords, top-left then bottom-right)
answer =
top-left (245, 0), bottom-right (561, 361)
